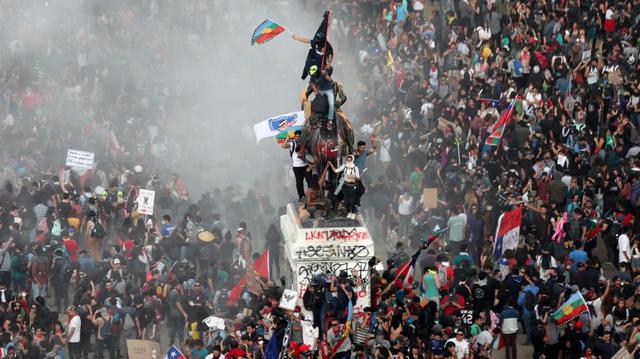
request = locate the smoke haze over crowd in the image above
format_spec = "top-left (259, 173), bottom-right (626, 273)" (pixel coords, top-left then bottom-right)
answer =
top-left (0, 0), bottom-right (358, 204)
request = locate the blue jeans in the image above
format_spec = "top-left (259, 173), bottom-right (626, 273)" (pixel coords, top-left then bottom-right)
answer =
top-left (319, 89), bottom-right (335, 120)
top-left (523, 311), bottom-right (535, 343)
top-left (32, 282), bottom-right (47, 299)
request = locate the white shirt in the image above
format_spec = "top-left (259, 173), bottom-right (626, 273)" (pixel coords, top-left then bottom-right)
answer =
top-left (618, 234), bottom-right (631, 263)
top-left (68, 315), bottom-right (82, 343)
top-left (605, 8), bottom-right (614, 20)
top-left (379, 138), bottom-right (391, 162)
top-left (474, 330), bottom-right (493, 347)
top-left (290, 141), bottom-right (307, 168)
top-left (398, 195), bottom-right (413, 215)
top-left (445, 338), bottom-right (470, 359)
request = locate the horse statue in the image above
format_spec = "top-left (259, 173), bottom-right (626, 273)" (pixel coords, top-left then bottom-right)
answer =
top-left (299, 81), bottom-right (354, 185)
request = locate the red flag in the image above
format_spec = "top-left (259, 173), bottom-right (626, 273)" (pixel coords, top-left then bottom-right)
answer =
top-left (227, 278), bottom-right (247, 304)
top-left (253, 248), bottom-right (270, 280)
top-left (395, 250), bottom-right (421, 289)
top-left (227, 249), bottom-right (270, 304)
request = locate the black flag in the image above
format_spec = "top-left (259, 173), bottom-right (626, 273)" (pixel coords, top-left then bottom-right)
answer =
top-left (301, 11), bottom-right (333, 80)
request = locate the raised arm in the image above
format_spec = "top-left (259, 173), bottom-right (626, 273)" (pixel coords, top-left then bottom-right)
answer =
top-left (292, 34), bottom-right (311, 43)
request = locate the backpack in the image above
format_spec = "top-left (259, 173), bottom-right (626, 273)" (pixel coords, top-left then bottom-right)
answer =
top-left (51, 219), bottom-right (62, 237)
top-left (311, 93), bottom-right (328, 114)
top-left (513, 60), bottom-right (523, 75)
top-left (100, 317), bottom-right (113, 340)
top-left (52, 256), bottom-right (71, 282)
top-left (16, 255), bottom-right (28, 273)
top-left (566, 217), bottom-right (581, 240)
top-left (110, 311), bottom-right (123, 335)
top-left (91, 222), bottom-right (107, 238)
top-left (56, 244), bottom-right (72, 264)
top-left (523, 290), bottom-right (536, 311)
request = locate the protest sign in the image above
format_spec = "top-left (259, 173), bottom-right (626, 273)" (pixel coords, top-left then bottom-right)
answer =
top-left (423, 188), bottom-right (438, 209)
top-left (126, 340), bottom-right (161, 359)
top-left (279, 289), bottom-right (298, 311)
top-left (136, 189), bottom-right (155, 215)
top-left (203, 316), bottom-right (226, 330)
top-left (66, 149), bottom-right (95, 169)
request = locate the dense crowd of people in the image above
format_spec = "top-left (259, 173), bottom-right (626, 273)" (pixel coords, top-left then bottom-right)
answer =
top-left (0, 0), bottom-right (639, 359)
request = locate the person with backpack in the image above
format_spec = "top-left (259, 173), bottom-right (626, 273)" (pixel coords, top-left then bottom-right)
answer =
top-left (61, 230), bottom-right (79, 264)
top-left (76, 299), bottom-right (94, 359)
top-left (516, 273), bottom-right (540, 346)
top-left (86, 213), bottom-right (107, 260)
top-left (30, 247), bottom-right (49, 299)
top-left (51, 247), bottom-right (72, 312)
top-left (92, 306), bottom-right (117, 359)
top-left (10, 245), bottom-right (28, 293)
top-left (437, 258), bottom-right (454, 296)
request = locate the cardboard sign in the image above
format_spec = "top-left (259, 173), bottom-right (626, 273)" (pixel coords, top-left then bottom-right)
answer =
top-left (437, 117), bottom-right (456, 131)
top-left (581, 50), bottom-right (591, 63)
top-left (423, 188), bottom-right (438, 209)
top-left (203, 316), bottom-right (226, 330)
top-left (66, 149), bottom-right (95, 170)
top-left (136, 189), bottom-right (155, 215)
top-left (126, 340), bottom-right (161, 359)
top-left (279, 289), bottom-right (298, 311)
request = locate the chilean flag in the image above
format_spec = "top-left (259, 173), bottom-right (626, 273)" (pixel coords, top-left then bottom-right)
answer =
top-left (165, 345), bottom-right (185, 359)
top-left (395, 249), bottom-right (422, 289)
top-left (483, 98), bottom-right (516, 149)
top-left (493, 207), bottom-right (522, 259)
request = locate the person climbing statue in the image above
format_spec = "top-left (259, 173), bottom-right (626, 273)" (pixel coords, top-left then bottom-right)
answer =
top-left (292, 11), bottom-right (335, 122)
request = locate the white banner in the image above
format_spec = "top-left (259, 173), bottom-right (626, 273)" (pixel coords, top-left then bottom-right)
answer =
top-left (279, 289), bottom-right (298, 311)
top-left (66, 149), bottom-right (95, 170)
top-left (253, 111), bottom-right (305, 143)
top-left (136, 189), bottom-right (155, 215)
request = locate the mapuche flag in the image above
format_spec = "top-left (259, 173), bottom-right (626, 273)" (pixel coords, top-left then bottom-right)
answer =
top-left (251, 19), bottom-right (286, 45)
top-left (551, 292), bottom-right (589, 325)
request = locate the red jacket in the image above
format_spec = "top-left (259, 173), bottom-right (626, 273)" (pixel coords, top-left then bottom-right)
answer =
top-left (225, 348), bottom-right (247, 358)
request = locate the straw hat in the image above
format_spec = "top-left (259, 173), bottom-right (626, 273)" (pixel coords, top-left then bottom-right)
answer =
top-left (198, 231), bottom-right (215, 242)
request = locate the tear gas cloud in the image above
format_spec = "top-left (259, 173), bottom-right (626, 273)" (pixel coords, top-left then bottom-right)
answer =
top-left (0, 0), bottom-right (360, 207)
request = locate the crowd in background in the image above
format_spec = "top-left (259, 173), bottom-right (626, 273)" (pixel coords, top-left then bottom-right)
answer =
top-left (0, 0), bottom-right (638, 359)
